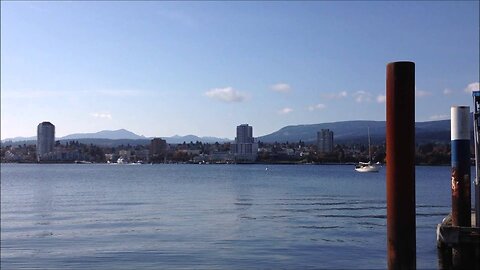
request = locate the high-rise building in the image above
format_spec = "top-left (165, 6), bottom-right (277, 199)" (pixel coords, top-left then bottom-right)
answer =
top-left (150, 138), bottom-right (167, 162)
top-left (236, 124), bottom-right (254, 143)
top-left (150, 138), bottom-right (167, 155)
top-left (317, 129), bottom-right (334, 153)
top-left (37, 121), bottom-right (55, 161)
top-left (232, 124), bottom-right (258, 162)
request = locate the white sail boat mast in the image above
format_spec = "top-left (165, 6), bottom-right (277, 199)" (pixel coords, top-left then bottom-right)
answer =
top-left (355, 126), bottom-right (381, 172)
top-left (368, 127), bottom-right (371, 162)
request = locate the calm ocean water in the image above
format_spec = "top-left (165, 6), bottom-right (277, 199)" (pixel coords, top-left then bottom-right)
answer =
top-left (0, 164), bottom-right (460, 269)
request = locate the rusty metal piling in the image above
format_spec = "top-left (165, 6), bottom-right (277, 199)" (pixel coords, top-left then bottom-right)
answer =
top-left (386, 61), bottom-right (416, 270)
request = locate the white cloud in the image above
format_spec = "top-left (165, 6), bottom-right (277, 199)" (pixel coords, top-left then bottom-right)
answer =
top-left (322, 91), bottom-right (348, 99)
top-left (352, 91), bottom-right (372, 103)
top-left (278, 107), bottom-right (293, 115)
top-left (443, 88), bottom-right (453, 95)
top-left (429, 114), bottom-right (450, 121)
top-left (205, 87), bottom-right (247, 103)
top-left (97, 89), bottom-right (141, 97)
top-left (464, 82), bottom-right (480, 93)
top-left (2, 90), bottom-right (69, 99)
top-left (2, 89), bottom-right (147, 99)
top-left (415, 89), bottom-right (431, 97)
top-left (90, 112), bottom-right (112, 119)
top-left (376, 94), bottom-right (386, 103)
top-left (308, 103), bottom-right (326, 111)
top-left (271, 83), bottom-right (291, 93)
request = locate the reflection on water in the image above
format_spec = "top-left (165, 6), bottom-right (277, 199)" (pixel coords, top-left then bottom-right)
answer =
top-left (1, 164), bottom-right (454, 269)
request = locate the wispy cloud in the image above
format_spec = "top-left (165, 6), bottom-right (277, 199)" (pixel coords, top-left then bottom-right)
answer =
top-left (376, 94), bottom-right (386, 103)
top-left (97, 89), bottom-right (142, 97)
top-left (2, 90), bottom-right (69, 99)
top-left (352, 91), bottom-right (372, 103)
top-left (270, 83), bottom-right (291, 93)
top-left (278, 107), bottom-right (293, 115)
top-left (205, 87), bottom-right (248, 103)
top-left (322, 91), bottom-right (348, 99)
top-left (156, 9), bottom-right (195, 28)
top-left (308, 103), bottom-right (326, 111)
top-left (464, 82), bottom-right (480, 93)
top-left (2, 89), bottom-right (147, 99)
top-left (25, 2), bottom-right (49, 13)
top-left (90, 112), bottom-right (112, 120)
top-left (415, 89), bottom-right (431, 98)
top-left (443, 88), bottom-right (453, 95)
top-left (429, 114), bottom-right (449, 121)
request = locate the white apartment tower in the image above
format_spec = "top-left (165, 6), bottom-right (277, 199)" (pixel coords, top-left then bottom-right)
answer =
top-left (37, 121), bottom-right (55, 161)
top-left (317, 129), bottom-right (334, 153)
top-left (232, 124), bottom-right (258, 162)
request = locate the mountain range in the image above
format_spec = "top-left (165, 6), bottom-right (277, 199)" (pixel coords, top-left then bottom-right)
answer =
top-left (2, 119), bottom-right (453, 146)
top-left (257, 119), bottom-right (452, 144)
top-left (2, 129), bottom-right (231, 146)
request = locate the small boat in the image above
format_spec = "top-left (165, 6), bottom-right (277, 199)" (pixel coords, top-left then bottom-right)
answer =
top-left (116, 157), bottom-right (129, 164)
top-left (130, 160), bottom-right (143, 165)
top-left (75, 160), bottom-right (92, 164)
top-left (355, 161), bottom-right (381, 173)
top-left (355, 127), bottom-right (381, 173)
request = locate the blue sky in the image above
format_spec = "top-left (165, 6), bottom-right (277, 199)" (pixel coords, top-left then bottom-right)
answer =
top-left (1, 1), bottom-right (479, 139)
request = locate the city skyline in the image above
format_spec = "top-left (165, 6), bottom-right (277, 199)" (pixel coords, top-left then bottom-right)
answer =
top-left (1, 1), bottom-right (479, 140)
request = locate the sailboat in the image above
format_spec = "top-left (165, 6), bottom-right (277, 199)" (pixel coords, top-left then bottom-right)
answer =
top-left (355, 128), bottom-right (381, 173)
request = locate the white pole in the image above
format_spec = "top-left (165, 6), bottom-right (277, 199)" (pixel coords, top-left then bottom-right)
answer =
top-left (473, 92), bottom-right (480, 227)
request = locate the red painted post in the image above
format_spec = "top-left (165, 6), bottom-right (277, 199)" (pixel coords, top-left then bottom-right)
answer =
top-left (386, 61), bottom-right (416, 270)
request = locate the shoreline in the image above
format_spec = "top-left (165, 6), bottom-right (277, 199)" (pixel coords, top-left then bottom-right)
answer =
top-left (0, 161), bottom-right (452, 166)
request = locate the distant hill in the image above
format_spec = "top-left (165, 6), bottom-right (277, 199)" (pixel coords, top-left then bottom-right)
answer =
top-left (257, 119), bottom-right (452, 144)
top-left (61, 129), bottom-right (147, 140)
top-left (1, 120), bottom-right (453, 147)
top-left (166, 135), bottom-right (231, 144)
top-left (64, 135), bottom-right (230, 146)
top-left (1, 129), bottom-right (231, 146)
top-left (3, 136), bottom-right (37, 142)
top-left (63, 138), bottom-right (151, 147)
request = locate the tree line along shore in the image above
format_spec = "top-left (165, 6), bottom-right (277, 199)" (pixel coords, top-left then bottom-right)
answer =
top-left (1, 140), bottom-right (453, 166)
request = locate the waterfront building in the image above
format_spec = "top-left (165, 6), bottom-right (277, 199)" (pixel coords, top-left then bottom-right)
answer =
top-left (317, 129), bottom-right (334, 153)
top-left (118, 150), bottom-right (131, 159)
top-left (105, 153), bottom-right (118, 163)
top-left (150, 138), bottom-right (168, 162)
top-left (36, 121), bottom-right (55, 161)
top-left (232, 124), bottom-right (258, 162)
top-left (135, 149), bottom-right (150, 163)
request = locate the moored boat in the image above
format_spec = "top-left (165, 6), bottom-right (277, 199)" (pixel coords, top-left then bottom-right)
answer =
top-left (116, 157), bottom-right (128, 164)
top-left (355, 127), bottom-right (381, 173)
top-left (355, 161), bottom-right (381, 173)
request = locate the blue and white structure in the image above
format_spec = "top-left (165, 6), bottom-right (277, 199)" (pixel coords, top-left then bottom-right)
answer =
top-left (451, 106), bottom-right (471, 227)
